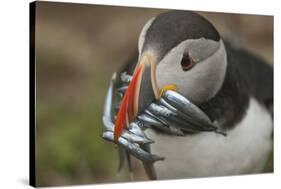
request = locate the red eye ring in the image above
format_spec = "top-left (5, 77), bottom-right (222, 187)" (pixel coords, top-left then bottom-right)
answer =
top-left (181, 53), bottom-right (196, 71)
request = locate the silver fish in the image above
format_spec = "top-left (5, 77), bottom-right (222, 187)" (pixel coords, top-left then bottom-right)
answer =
top-left (102, 131), bottom-right (164, 163)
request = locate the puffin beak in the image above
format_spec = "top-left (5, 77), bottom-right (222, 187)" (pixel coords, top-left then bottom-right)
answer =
top-left (114, 53), bottom-right (159, 143)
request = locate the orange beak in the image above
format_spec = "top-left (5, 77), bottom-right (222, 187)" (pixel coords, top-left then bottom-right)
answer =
top-left (113, 54), bottom-right (158, 143)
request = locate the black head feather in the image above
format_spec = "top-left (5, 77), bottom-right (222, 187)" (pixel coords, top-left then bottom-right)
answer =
top-left (142, 11), bottom-right (220, 61)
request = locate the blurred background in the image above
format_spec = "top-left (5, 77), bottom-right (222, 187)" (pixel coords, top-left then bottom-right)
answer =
top-left (34, 1), bottom-right (273, 187)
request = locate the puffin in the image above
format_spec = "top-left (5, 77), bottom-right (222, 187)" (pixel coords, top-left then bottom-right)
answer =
top-left (103, 10), bottom-right (273, 180)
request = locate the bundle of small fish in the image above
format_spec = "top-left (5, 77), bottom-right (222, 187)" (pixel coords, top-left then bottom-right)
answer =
top-left (102, 71), bottom-right (225, 171)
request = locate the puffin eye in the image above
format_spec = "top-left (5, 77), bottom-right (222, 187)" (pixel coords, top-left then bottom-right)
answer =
top-left (181, 53), bottom-right (195, 71)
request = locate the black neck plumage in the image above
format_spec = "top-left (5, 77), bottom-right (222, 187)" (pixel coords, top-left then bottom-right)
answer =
top-left (199, 41), bottom-right (273, 130)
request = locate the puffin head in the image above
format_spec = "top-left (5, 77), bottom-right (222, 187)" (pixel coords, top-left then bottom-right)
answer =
top-left (114, 11), bottom-right (227, 142)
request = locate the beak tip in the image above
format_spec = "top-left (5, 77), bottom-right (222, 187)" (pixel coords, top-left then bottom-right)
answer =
top-left (114, 64), bottom-right (143, 142)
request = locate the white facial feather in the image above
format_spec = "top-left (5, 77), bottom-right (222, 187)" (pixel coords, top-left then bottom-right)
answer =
top-left (156, 39), bottom-right (227, 104)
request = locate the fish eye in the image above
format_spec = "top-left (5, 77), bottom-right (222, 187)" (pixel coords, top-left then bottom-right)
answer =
top-left (181, 52), bottom-right (195, 71)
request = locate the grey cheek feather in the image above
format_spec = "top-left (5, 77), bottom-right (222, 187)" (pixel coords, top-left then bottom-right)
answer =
top-left (187, 38), bottom-right (220, 61)
top-left (156, 39), bottom-right (227, 104)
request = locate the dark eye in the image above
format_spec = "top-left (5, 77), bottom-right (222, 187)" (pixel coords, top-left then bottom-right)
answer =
top-left (181, 53), bottom-right (195, 71)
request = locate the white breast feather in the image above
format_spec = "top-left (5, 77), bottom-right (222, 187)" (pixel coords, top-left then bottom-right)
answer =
top-left (145, 98), bottom-right (273, 179)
